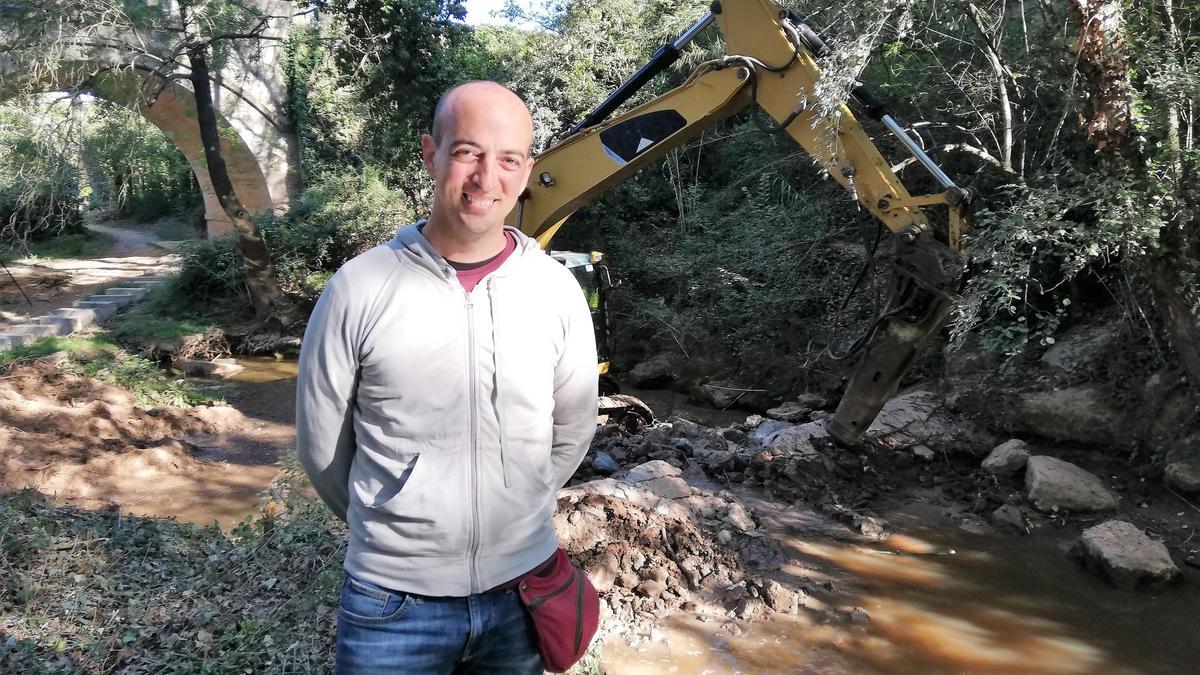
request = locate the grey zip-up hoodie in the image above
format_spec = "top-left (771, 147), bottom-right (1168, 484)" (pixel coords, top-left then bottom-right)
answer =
top-left (296, 222), bottom-right (598, 596)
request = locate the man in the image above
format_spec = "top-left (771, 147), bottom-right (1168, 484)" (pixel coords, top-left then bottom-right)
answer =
top-left (296, 81), bottom-right (598, 673)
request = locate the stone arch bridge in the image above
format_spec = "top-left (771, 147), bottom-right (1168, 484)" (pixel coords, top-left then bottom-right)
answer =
top-left (0, 0), bottom-right (301, 237)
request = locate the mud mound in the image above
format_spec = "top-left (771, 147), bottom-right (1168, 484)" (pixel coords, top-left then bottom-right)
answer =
top-left (0, 359), bottom-right (274, 525)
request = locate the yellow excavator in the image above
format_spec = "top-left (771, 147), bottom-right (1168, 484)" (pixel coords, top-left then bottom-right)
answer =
top-left (506, 0), bottom-right (971, 446)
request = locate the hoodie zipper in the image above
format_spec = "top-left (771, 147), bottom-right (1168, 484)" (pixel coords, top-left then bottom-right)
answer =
top-left (466, 289), bottom-right (481, 593)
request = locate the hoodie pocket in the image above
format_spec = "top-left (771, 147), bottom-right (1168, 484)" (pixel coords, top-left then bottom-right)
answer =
top-left (366, 453), bottom-right (421, 509)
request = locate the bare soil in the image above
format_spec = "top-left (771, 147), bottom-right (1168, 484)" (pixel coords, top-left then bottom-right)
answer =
top-left (0, 358), bottom-right (292, 528)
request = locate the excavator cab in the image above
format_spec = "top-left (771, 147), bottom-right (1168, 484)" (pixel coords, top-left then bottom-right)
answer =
top-left (549, 250), bottom-right (615, 377)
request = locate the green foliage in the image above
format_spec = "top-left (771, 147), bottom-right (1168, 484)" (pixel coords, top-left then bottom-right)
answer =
top-left (163, 168), bottom-right (410, 310)
top-left (0, 100), bottom-right (85, 250)
top-left (81, 101), bottom-right (203, 222)
top-left (1, 231), bottom-right (114, 262)
top-left (266, 167), bottom-right (414, 302)
top-left (0, 335), bottom-right (219, 406)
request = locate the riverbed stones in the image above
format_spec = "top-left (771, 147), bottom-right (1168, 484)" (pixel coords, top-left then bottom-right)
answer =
top-left (762, 579), bottom-right (799, 613)
top-left (1025, 456), bottom-right (1118, 512)
top-left (1071, 520), bottom-right (1181, 590)
top-left (591, 450), bottom-right (621, 475)
top-left (765, 402), bottom-right (810, 423)
top-left (983, 439), bottom-right (1031, 476)
top-left (1164, 461), bottom-right (1200, 494)
top-left (991, 504), bottom-right (1027, 534)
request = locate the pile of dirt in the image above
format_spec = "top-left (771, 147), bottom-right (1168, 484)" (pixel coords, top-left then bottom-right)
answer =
top-left (0, 358), bottom-right (277, 525)
top-left (556, 457), bottom-right (811, 644)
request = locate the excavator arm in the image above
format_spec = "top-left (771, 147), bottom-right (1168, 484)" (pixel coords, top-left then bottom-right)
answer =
top-left (508, 0), bottom-right (971, 445)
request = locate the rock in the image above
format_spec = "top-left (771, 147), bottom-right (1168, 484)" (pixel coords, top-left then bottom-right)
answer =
top-left (721, 428), bottom-right (750, 444)
top-left (765, 402), bottom-right (811, 423)
top-left (1025, 456), bottom-right (1118, 513)
top-left (629, 353), bottom-right (681, 388)
top-left (625, 460), bottom-right (682, 484)
top-left (1041, 324), bottom-right (1118, 372)
top-left (991, 504), bottom-right (1026, 534)
top-left (1165, 462), bottom-right (1200, 494)
top-left (717, 529), bottom-right (732, 545)
top-left (849, 607), bottom-right (871, 624)
top-left (635, 579), bottom-right (666, 599)
top-left (670, 418), bottom-right (710, 439)
top-left (695, 382), bottom-right (769, 410)
top-left (868, 388), bottom-right (959, 445)
top-left (854, 515), bottom-right (887, 539)
top-left (983, 439), bottom-right (1031, 476)
top-left (751, 419), bottom-right (793, 444)
top-left (724, 503), bottom-right (756, 532)
top-left (762, 580), bottom-right (799, 613)
top-left (912, 445), bottom-right (936, 462)
top-left (1071, 520), bottom-right (1181, 590)
top-left (763, 422), bottom-right (829, 459)
top-left (742, 414), bottom-right (765, 429)
top-left (615, 571), bottom-right (640, 589)
top-left (1013, 387), bottom-right (1121, 445)
top-left (627, 550), bottom-right (646, 571)
top-left (734, 597), bottom-right (767, 620)
top-left (591, 451), bottom-right (621, 475)
top-left (585, 552), bottom-right (620, 593)
top-left (696, 449), bottom-right (736, 472)
top-left (795, 393), bottom-right (828, 409)
top-left (640, 476), bottom-right (693, 500)
top-left (174, 358), bottom-right (244, 379)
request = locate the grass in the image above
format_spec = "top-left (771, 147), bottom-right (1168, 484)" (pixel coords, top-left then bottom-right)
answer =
top-left (110, 283), bottom-right (235, 347)
top-left (2, 232), bottom-right (117, 263)
top-left (0, 334), bottom-right (222, 407)
top-left (0, 461), bottom-right (346, 674)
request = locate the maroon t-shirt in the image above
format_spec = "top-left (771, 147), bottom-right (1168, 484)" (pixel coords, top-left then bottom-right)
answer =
top-left (446, 231), bottom-right (517, 292)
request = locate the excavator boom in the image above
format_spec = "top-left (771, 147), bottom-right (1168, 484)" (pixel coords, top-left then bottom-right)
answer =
top-left (508, 0), bottom-right (971, 445)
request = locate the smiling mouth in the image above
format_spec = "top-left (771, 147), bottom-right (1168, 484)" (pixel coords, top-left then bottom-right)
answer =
top-left (462, 193), bottom-right (498, 211)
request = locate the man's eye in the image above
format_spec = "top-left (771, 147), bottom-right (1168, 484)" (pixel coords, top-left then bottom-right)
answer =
top-left (504, 158), bottom-right (521, 166)
top-left (454, 149), bottom-right (475, 158)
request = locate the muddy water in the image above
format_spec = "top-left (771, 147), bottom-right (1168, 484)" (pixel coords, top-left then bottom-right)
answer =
top-left (602, 497), bottom-right (1196, 674)
top-left (165, 357), bottom-right (298, 528)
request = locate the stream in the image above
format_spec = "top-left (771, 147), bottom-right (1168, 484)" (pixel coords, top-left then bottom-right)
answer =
top-left (192, 359), bottom-right (1196, 674)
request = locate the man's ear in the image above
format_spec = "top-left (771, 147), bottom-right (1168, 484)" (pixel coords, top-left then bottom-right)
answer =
top-left (421, 134), bottom-right (437, 174)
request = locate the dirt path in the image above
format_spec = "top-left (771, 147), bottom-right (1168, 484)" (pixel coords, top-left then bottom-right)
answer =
top-left (0, 218), bottom-right (179, 330)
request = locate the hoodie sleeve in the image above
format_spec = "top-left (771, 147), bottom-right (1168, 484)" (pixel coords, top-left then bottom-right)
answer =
top-left (295, 271), bottom-right (361, 521)
top-left (550, 278), bottom-right (599, 489)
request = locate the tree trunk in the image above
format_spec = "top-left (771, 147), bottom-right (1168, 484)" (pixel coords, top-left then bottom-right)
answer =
top-left (186, 44), bottom-right (287, 323)
top-left (1143, 255), bottom-right (1200, 396)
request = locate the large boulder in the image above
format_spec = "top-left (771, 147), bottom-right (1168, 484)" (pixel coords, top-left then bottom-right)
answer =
top-left (1024, 456), bottom-right (1118, 513)
top-left (1040, 324), bottom-right (1119, 372)
top-left (1071, 520), bottom-right (1181, 590)
top-left (1012, 386), bottom-right (1122, 445)
top-left (1165, 462), bottom-right (1200, 494)
top-left (629, 353), bottom-right (683, 388)
top-left (982, 439), bottom-right (1031, 476)
top-left (867, 388), bottom-right (964, 446)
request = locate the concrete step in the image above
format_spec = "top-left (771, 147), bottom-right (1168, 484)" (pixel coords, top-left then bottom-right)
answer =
top-left (34, 315), bottom-right (76, 336)
top-left (105, 286), bottom-right (149, 300)
top-left (0, 333), bottom-right (23, 351)
top-left (8, 323), bottom-right (58, 339)
top-left (129, 277), bottom-right (168, 287)
top-left (94, 292), bottom-right (138, 307)
top-left (48, 309), bottom-right (96, 331)
top-left (75, 299), bottom-right (121, 320)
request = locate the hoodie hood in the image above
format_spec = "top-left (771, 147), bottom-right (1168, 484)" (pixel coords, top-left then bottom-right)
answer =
top-left (391, 220), bottom-right (544, 282)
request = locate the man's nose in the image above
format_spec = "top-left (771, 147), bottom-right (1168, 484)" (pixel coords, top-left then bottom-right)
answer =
top-left (470, 158), bottom-right (501, 193)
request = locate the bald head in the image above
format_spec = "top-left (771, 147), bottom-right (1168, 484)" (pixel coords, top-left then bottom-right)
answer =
top-left (431, 81), bottom-right (533, 147)
top-left (420, 81), bottom-right (536, 258)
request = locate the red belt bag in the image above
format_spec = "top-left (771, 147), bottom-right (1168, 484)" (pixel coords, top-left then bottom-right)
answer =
top-left (514, 548), bottom-right (600, 673)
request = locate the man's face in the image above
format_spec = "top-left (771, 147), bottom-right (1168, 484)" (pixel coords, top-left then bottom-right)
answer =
top-left (422, 89), bottom-right (534, 239)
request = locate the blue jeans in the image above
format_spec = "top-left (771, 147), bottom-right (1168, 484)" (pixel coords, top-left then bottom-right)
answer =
top-left (335, 574), bottom-right (544, 674)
